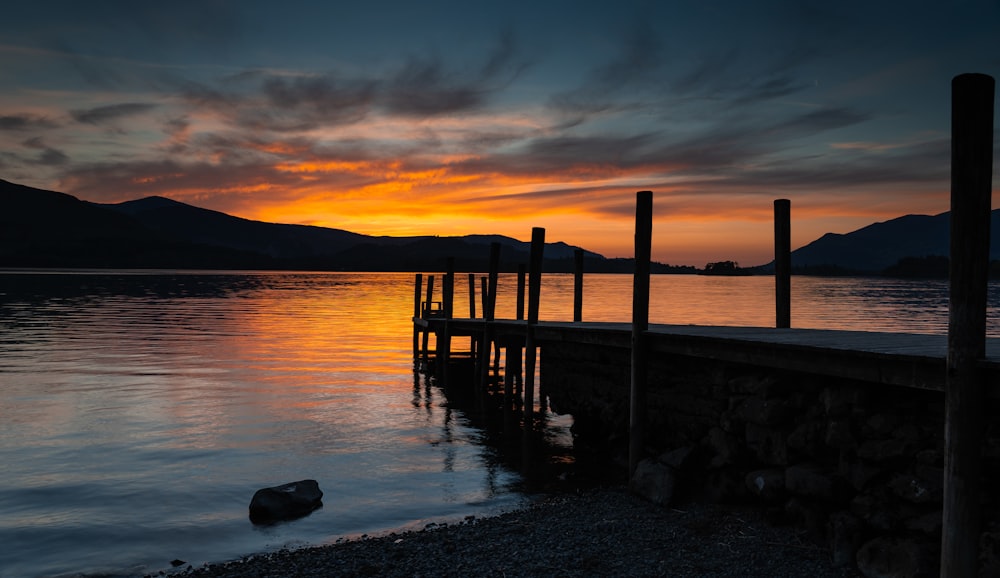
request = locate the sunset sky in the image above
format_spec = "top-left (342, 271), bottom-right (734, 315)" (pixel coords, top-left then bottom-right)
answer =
top-left (1, 1), bottom-right (997, 266)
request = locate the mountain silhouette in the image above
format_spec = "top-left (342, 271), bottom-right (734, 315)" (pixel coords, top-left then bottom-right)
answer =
top-left (0, 179), bottom-right (646, 272)
top-left (787, 211), bottom-right (1000, 273)
top-left (6, 178), bottom-right (988, 274)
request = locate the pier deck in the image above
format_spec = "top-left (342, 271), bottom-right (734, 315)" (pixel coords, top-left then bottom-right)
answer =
top-left (416, 316), bottom-right (1000, 393)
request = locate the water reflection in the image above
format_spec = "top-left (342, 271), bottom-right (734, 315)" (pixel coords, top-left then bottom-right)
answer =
top-left (0, 271), bottom-right (529, 577)
top-left (1, 269), bottom-right (996, 577)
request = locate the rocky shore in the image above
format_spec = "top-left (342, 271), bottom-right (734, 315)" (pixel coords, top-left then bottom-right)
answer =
top-left (175, 487), bottom-right (860, 578)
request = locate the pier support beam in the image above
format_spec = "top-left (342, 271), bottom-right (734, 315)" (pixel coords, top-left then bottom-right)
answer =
top-left (412, 274), bottom-right (423, 359)
top-left (942, 72), bottom-right (994, 578)
top-left (423, 275), bottom-right (434, 365)
top-left (774, 199), bottom-right (791, 329)
top-left (629, 191), bottom-right (653, 479)
top-left (479, 242), bottom-right (501, 392)
top-left (523, 227), bottom-right (545, 429)
top-left (574, 248), bottom-right (584, 322)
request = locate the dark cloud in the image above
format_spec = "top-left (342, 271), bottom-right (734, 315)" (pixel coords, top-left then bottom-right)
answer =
top-left (22, 137), bottom-right (69, 166)
top-left (0, 113), bottom-right (59, 131)
top-left (260, 75), bottom-right (375, 127)
top-left (71, 102), bottom-right (159, 125)
top-left (381, 56), bottom-right (486, 116)
top-left (173, 29), bottom-right (528, 132)
top-left (381, 28), bottom-right (528, 116)
top-left (768, 107), bottom-right (871, 137)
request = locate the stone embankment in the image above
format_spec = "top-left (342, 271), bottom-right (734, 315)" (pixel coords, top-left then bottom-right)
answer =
top-left (542, 342), bottom-right (1000, 577)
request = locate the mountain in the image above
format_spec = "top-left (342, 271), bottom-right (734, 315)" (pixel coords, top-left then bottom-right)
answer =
top-left (785, 211), bottom-right (1000, 273)
top-left (0, 179), bottom-right (634, 271)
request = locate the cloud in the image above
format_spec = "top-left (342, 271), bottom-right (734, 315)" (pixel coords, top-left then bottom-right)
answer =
top-left (381, 28), bottom-right (528, 116)
top-left (70, 102), bottom-right (159, 125)
top-left (0, 113), bottom-right (58, 131)
top-left (261, 74), bottom-right (376, 128)
top-left (22, 136), bottom-right (69, 166)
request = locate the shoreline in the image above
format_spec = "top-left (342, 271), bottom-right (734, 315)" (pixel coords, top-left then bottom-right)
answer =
top-left (175, 486), bottom-right (860, 578)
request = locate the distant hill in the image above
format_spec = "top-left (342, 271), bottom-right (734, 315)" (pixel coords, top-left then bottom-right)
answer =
top-left (753, 210), bottom-right (1000, 274)
top-left (1, 179), bottom-right (690, 272)
top-left (10, 178), bottom-right (989, 275)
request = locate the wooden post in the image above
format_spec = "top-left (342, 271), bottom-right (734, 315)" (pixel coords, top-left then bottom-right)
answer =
top-left (523, 228), bottom-right (545, 428)
top-left (481, 277), bottom-right (488, 319)
top-left (422, 275), bottom-right (435, 364)
top-left (444, 258), bottom-right (455, 319)
top-left (479, 243), bottom-right (501, 392)
top-left (774, 199), bottom-right (791, 329)
top-left (574, 248), bottom-right (584, 322)
top-left (468, 273), bottom-right (476, 355)
top-left (468, 273), bottom-right (476, 318)
top-left (942, 72), bottom-right (994, 578)
top-left (513, 264), bottom-right (526, 397)
top-left (442, 258), bottom-right (455, 382)
top-left (630, 191), bottom-right (653, 479)
top-left (413, 273), bottom-right (423, 359)
top-left (516, 264), bottom-right (526, 321)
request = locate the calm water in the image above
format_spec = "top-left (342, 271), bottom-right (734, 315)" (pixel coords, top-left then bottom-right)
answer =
top-left (1, 270), bottom-right (998, 577)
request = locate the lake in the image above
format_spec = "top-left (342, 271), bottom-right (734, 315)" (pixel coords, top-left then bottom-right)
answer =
top-left (1, 270), bottom-right (997, 577)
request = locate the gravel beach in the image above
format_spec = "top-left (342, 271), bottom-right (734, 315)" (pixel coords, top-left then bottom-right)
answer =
top-left (176, 487), bottom-right (861, 577)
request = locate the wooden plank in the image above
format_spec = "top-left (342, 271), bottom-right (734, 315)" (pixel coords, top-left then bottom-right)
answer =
top-left (418, 316), bottom-right (1000, 394)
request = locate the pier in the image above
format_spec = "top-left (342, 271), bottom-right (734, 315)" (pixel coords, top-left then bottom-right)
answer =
top-left (411, 74), bottom-right (995, 576)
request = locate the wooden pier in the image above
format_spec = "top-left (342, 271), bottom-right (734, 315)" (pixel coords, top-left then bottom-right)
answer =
top-left (410, 74), bottom-right (994, 577)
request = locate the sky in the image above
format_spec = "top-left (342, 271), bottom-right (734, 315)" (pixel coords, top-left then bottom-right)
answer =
top-left (1, 1), bottom-right (998, 267)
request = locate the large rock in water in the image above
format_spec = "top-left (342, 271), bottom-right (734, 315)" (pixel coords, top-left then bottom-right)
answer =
top-left (249, 479), bottom-right (323, 524)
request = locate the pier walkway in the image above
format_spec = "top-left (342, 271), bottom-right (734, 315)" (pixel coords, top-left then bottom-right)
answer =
top-left (416, 316), bottom-right (1000, 393)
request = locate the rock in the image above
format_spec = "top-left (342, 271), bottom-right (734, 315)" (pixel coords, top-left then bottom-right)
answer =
top-left (902, 509), bottom-right (942, 535)
top-left (706, 427), bottom-right (742, 467)
top-left (857, 437), bottom-right (916, 462)
top-left (787, 421), bottom-right (825, 454)
top-left (822, 386), bottom-right (866, 417)
top-left (846, 462), bottom-right (884, 492)
top-left (734, 395), bottom-right (796, 426)
top-left (856, 535), bottom-right (932, 578)
top-left (630, 459), bottom-right (675, 506)
top-left (745, 468), bottom-right (786, 503)
top-left (851, 491), bottom-right (899, 533)
top-left (658, 445), bottom-right (695, 470)
top-left (888, 468), bottom-right (943, 504)
top-left (249, 479), bottom-right (323, 524)
top-left (745, 423), bottom-right (788, 465)
top-left (785, 464), bottom-right (838, 501)
top-left (825, 419), bottom-right (857, 450)
top-left (828, 510), bottom-right (863, 568)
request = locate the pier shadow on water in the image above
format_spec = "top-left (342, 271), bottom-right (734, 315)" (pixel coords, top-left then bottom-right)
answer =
top-left (412, 356), bottom-right (625, 494)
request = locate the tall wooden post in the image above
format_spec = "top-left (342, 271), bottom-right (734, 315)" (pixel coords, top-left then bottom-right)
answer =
top-left (468, 272), bottom-right (477, 355)
top-left (574, 248), bottom-right (584, 322)
top-left (942, 72), bottom-right (994, 578)
top-left (468, 273), bottom-right (476, 318)
top-left (441, 258), bottom-right (455, 382)
top-left (513, 264), bottom-right (526, 397)
top-left (523, 228), bottom-right (545, 428)
top-left (516, 264), bottom-right (526, 321)
top-left (479, 243), bottom-right (501, 392)
top-left (630, 191), bottom-right (653, 479)
top-left (423, 275), bottom-right (435, 363)
top-left (444, 258), bottom-right (455, 319)
top-left (413, 274), bottom-right (423, 359)
top-left (774, 199), bottom-right (791, 329)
